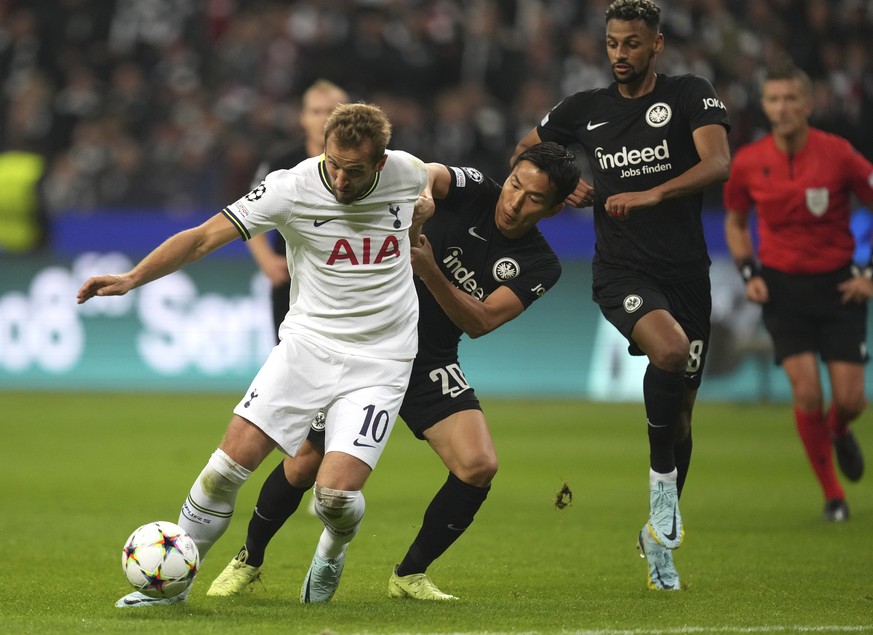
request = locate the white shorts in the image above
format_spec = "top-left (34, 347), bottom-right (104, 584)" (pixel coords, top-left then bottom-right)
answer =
top-left (233, 333), bottom-right (413, 469)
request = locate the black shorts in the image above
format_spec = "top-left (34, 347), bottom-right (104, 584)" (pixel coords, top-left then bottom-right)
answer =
top-left (305, 359), bottom-right (481, 445)
top-left (398, 359), bottom-right (481, 439)
top-left (761, 264), bottom-right (868, 365)
top-left (593, 265), bottom-right (711, 388)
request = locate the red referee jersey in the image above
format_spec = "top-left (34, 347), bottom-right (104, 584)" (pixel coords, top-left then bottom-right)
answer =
top-left (724, 127), bottom-right (873, 274)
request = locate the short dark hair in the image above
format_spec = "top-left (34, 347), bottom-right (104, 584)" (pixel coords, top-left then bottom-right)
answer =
top-left (605, 0), bottom-right (661, 32)
top-left (763, 58), bottom-right (813, 96)
top-left (512, 142), bottom-right (582, 204)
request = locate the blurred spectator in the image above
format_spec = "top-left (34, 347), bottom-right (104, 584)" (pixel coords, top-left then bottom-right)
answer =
top-left (3, 0), bottom-right (873, 216)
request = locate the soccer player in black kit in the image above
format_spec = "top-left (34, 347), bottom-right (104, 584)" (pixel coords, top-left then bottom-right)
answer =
top-left (514, 0), bottom-right (730, 591)
top-left (206, 142), bottom-right (582, 600)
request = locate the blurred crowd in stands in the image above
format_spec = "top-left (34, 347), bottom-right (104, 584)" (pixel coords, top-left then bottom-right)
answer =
top-left (2, 0), bottom-right (873, 246)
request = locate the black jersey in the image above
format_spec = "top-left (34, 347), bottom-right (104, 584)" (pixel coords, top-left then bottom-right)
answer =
top-left (416, 165), bottom-right (561, 363)
top-left (537, 74), bottom-right (730, 282)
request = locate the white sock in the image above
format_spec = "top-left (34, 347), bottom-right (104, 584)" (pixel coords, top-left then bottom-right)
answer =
top-left (649, 467), bottom-right (678, 486)
top-left (179, 448), bottom-right (251, 560)
top-left (313, 484), bottom-right (365, 560)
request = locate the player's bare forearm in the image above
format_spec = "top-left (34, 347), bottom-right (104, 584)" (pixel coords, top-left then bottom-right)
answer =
top-left (77, 215), bottom-right (237, 304)
top-left (566, 178), bottom-right (595, 208)
top-left (413, 240), bottom-right (523, 337)
top-left (724, 210), bottom-right (755, 262)
top-left (653, 154), bottom-right (730, 201)
top-left (418, 273), bottom-right (501, 338)
top-left (613, 124), bottom-right (730, 217)
top-left (409, 192), bottom-right (435, 247)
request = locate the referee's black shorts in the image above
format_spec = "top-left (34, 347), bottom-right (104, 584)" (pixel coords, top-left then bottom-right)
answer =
top-left (761, 264), bottom-right (868, 365)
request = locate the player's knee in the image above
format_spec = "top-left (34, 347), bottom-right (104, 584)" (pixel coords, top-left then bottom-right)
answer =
top-left (834, 395), bottom-right (866, 422)
top-left (457, 454), bottom-right (498, 488)
top-left (648, 344), bottom-right (689, 373)
top-left (283, 454), bottom-right (320, 489)
top-left (313, 484), bottom-right (365, 534)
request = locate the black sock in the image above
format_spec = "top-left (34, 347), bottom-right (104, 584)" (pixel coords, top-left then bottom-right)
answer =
top-left (243, 460), bottom-right (308, 567)
top-left (644, 364), bottom-right (685, 474)
top-left (396, 472), bottom-right (490, 577)
top-left (674, 431), bottom-right (692, 497)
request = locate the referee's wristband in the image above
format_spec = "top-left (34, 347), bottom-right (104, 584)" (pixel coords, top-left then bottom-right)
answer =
top-left (851, 255), bottom-right (873, 279)
top-left (737, 257), bottom-right (760, 283)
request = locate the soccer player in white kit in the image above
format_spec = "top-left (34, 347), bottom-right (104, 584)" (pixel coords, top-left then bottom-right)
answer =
top-left (77, 103), bottom-right (430, 606)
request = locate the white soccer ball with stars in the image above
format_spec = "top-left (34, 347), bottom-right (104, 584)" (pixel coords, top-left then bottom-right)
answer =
top-left (122, 521), bottom-right (200, 598)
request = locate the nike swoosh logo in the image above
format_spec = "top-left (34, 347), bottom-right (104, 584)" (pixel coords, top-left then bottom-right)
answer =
top-left (586, 121), bottom-right (608, 130)
top-left (314, 218), bottom-right (337, 227)
top-left (353, 439), bottom-right (375, 448)
top-left (468, 226), bottom-right (487, 241)
top-left (663, 508), bottom-right (678, 541)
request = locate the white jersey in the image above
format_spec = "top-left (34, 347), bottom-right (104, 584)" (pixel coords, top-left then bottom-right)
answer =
top-left (223, 149), bottom-right (428, 359)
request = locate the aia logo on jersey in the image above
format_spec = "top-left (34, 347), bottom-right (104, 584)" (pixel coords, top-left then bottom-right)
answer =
top-left (492, 257), bottom-right (520, 281)
top-left (623, 294), bottom-right (643, 313)
top-left (326, 236), bottom-right (400, 265)
top-left (645, 103), bottom-right (672, 128)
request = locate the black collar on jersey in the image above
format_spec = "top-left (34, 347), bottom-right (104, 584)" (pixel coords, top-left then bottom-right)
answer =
top-left (318, 157), bottom-right (380, 201)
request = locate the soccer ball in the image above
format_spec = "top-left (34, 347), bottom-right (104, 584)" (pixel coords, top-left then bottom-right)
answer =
top-left (121, 521), bottom-right (200, 598)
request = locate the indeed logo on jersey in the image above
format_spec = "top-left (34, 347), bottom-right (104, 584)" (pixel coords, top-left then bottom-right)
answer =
top-left (595, 140), bottom-right (672, 178)
top-left (442, 246), bottom-right (487, 299)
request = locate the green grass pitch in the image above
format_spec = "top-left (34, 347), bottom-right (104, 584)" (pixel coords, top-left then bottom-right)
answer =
top-left (1, 392), bottom-right (871, 634)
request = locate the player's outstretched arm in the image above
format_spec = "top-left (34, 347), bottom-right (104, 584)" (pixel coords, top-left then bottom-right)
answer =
top-left (412, 235), bottom-right (524, 338)
top-left (77, 213), bottom-right (240, 304)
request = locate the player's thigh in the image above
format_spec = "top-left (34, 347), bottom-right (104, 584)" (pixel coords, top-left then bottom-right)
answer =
top-left (400, 359), bottom-right (481, 440)
top-left (232, 335), bottom-right (344, 457)
top-left (321, 355), bottom-right (413, 473)
top-left (218, 414), bottom-right (280, 471)
top-left (424, 409), bottom-right (497, 484)
top-left (781, 352), bottom-right (824, 407)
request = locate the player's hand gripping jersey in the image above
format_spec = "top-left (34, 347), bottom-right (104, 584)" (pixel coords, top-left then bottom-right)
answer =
top-left (537, 74), bottom-right (730, 282)
top-left (223, 149), bottom-right (429, 358)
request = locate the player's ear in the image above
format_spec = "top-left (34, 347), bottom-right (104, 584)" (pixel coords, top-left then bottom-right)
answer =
top-left (375, 154), bottom-right (388, 172)
top-left (653, 32), bottom-right (665, 55)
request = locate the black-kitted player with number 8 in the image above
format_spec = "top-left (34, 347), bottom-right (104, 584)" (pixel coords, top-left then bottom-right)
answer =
top-left (207, 142), bottom-right (581, 601)
top-left (513, 0), bottom-right (731, 592)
